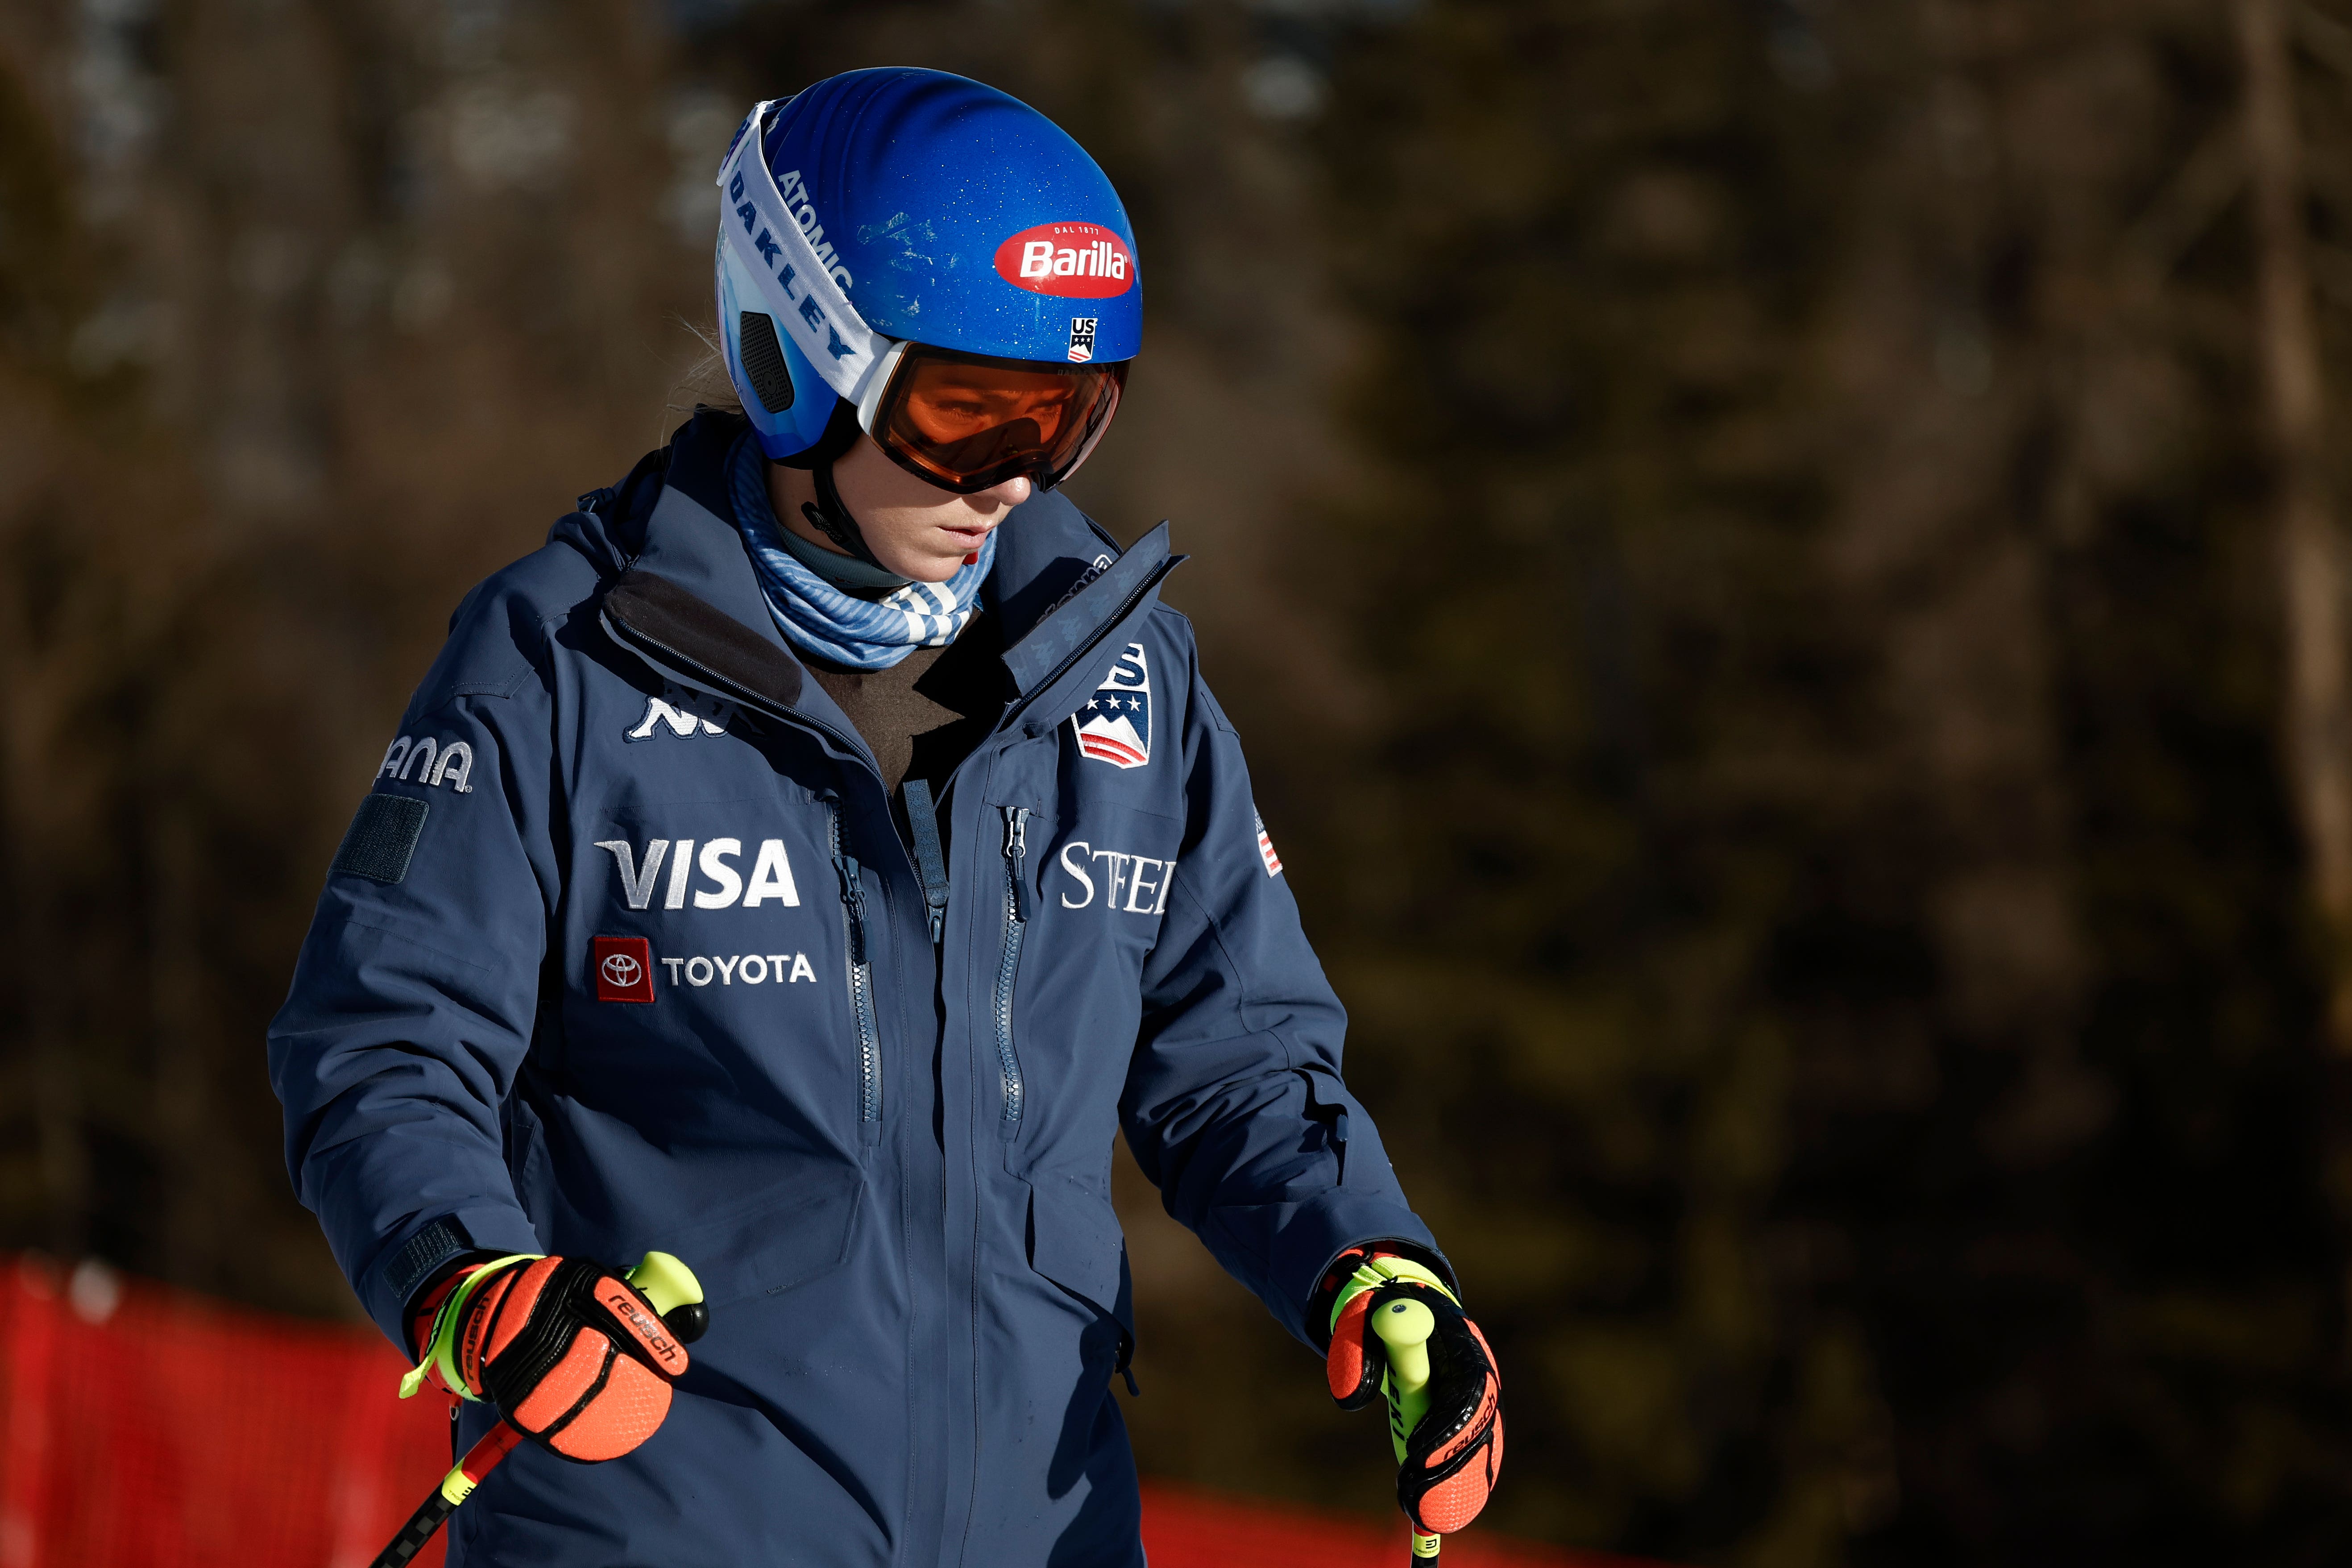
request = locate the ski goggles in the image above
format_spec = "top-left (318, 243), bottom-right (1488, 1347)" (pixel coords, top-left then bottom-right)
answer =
top-left (853, 341), bottom-right (1128, 495)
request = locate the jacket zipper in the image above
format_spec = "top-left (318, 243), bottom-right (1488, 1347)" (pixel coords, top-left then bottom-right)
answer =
top-left (830, 805), bottom-right (884, 1144)
top-left (995, 805), bottom-right (1032, 1138)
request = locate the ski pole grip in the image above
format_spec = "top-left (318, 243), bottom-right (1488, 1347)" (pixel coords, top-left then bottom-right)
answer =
top-left (627, 1250), bottom-right (710, 1343)
top-left (1373, 1297), bottom-right (1435, 1395)
top-left (625, 1251), bottom-right (702, 1316)
top-left (1371, 1298), bottom-right (1445, 1564)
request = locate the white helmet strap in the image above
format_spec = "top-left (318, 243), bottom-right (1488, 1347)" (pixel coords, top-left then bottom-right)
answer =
top-left (717, 103), bottom-right (888, 407)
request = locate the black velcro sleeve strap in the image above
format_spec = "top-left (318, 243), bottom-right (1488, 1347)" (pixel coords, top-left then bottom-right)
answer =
top-left (332, 794), bottom-right (430, 885)
top-left (601, 569), bottom-right (804, 712)
top-left (383, 1215), bottom-right (473, 1315)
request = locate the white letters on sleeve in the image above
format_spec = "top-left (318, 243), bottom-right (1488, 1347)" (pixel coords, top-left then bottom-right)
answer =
top-left (379, 734), bottom-right (479, 793)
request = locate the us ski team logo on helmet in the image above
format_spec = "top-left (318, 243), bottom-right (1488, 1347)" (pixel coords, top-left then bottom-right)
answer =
top-left (994, 222), bottom-right (1137, 299)
top-left (1072, 643), bottom-right (1151, 768)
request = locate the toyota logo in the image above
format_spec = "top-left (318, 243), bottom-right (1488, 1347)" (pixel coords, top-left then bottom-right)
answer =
top-left (601, 952), bottom-right (643, 988)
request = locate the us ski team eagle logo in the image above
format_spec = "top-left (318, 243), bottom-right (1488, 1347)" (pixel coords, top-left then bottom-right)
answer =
top-left (1072, 643), bottom-right (1151, 768)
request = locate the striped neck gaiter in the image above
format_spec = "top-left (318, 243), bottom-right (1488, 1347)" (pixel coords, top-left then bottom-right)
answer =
top-left (728, 432), bottom-right (995, 671)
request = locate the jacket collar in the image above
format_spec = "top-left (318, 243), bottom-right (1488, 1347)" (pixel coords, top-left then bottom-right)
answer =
top-left (625, 413), bottom-right (790, 661)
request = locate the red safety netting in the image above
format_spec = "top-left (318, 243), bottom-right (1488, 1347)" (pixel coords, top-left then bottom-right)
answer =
top-left (0, 1256), bottom-right (1631, 1568)
top-left (0, 1257), bottom-right (447, 1568)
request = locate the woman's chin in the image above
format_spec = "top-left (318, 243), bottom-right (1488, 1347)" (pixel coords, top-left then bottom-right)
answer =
top-left (889, 555), bottom-right (968, 585)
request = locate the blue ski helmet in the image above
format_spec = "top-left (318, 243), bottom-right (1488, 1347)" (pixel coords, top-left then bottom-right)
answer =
top-left (714, 69), bottom-right (1143, 477)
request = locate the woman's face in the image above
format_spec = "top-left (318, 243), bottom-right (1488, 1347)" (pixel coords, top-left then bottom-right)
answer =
top-left (772, 433), bottom-right (1032, 584)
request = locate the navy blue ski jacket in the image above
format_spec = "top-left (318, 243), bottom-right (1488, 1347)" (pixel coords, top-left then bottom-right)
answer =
top-left (268, 411), bottom-right (1446, 1566)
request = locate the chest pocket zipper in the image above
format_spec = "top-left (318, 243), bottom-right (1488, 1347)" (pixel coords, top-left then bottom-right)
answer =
top-left (829, 806), bottom-right (884, 1145)
top-left (996, 805), bottom-right (1032, 1139)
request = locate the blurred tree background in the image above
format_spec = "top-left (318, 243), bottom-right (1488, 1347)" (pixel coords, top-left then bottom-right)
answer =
top-left (5, 0), bottom-right (2352, 1563)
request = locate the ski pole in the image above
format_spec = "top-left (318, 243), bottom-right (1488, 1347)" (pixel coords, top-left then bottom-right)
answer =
top-left (1372, 1295), bottom-right (1443, 1564)
top-left (365, 1251), bottom-right (706, 1568)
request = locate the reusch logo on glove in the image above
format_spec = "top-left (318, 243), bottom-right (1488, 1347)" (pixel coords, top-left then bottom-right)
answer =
top-left (994, 222), bottom-right (1136, 299)
top-left (597, 1279), bottom-right (687, 1372)
top-left (457, 1257), bottom-right (692, 1464)
top-left (593, 936), bottom-right (655, 1003)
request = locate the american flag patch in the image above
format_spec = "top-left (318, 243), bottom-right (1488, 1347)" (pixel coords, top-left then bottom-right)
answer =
top-left (1254, 811), bottom-right (1282, 877)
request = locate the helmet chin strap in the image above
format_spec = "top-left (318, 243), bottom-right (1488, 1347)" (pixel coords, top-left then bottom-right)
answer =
top-left (799, 452), bottom-right (910, 586)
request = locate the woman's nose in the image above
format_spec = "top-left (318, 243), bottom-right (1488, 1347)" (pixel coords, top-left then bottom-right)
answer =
top-left (981, 475), bottom-right (1033, 509)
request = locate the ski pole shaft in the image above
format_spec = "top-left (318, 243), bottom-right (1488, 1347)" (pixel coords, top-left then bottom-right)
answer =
top-left (368, 1420), bottom-right (524, 1568)
top-left (1373, 1298), bottom-right (1442, 1565)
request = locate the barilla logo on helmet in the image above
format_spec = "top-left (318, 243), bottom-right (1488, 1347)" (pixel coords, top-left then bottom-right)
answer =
top-left (994, 222), bottom-right (1136, 299)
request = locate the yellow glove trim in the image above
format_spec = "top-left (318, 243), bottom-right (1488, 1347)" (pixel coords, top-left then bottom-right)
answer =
top-left (397, 1253), bottom-right (544, 1402)
top-left (1327, 1253), bottom-right (1459, 1336)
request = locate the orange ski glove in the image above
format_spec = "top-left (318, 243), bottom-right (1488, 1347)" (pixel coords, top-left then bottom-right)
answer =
top-left (1323, 1249), bottom-right (1504, 1536)
top-left (400, 1253), bottom-right (699, 1462)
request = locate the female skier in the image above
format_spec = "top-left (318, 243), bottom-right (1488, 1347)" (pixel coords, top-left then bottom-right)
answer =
top-left (270, 67), bottom-right (1500, 1565)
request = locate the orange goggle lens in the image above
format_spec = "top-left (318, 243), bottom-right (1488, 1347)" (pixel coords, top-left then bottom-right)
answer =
top-left (870, 346), bottom-right (1127, 495)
